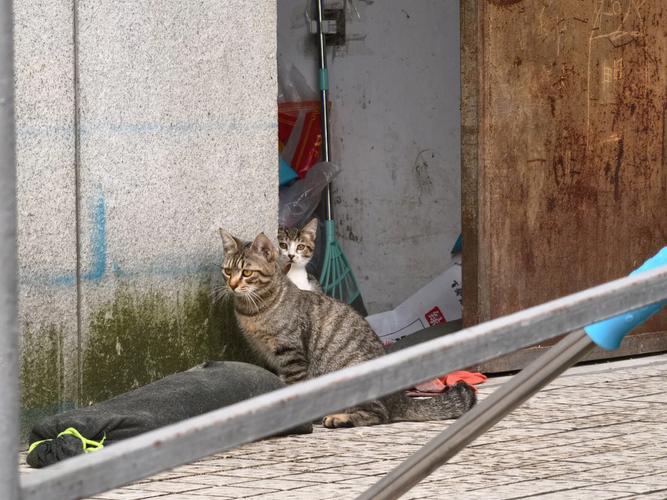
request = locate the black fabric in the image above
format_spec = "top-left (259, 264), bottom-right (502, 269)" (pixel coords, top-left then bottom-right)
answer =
top-left (27, 361), bottom-right (312, 468)
top-left (27, 435), bottom-right (85, 467)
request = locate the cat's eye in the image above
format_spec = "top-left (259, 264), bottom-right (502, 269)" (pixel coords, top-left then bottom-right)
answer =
top-left (297, 244), bottom-right (305, 251)
top-left (222, 268), bottom-right (231, 276)
top-left (242, 270), bottom-right (253, 277)
top-left (279, 242), bottom-right (288, 249)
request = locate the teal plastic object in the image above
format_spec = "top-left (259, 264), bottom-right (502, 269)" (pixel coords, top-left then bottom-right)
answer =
top-left (451, 234), bottom-right (462, 256)
top-left (319, 220), bottom-right (361, 305)
top-left (584, 247), bottom-right (667, 350)
top-left (279, 158), bottom-right (298, 188)
top-left (319, 68), bottom-right (329, 91)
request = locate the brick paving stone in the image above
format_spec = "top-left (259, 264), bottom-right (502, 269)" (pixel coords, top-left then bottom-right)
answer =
top-left (278, 471), bottom-right (367, 483)
top-left (335, 475), bottom-right (384, 487)
top-left (89, 491), bottom-right (167, 500)
top-left (619, 490), bottom-right (667, 499)
top-left (202, 466), bottom-right (306, 480)
top-left (610, 472), bottom-right (667, 492)
top-left (123, 483), bottom-right (210, 494)
top-left (175, 476), bottom-right (264, 487)
top-left (518, 488), bottom-right (629, 500)
top-left (230, 478), bottom-right (320, 491)
top-left (252, 486), bottom-right (356, 500)
top-left (457, 479), bottom-right (598, 500)
top-left (180, 486), bottom-right (279, 498)
top-left (149, 492), bottom-right (234, 500)
top-left (146, 495), bottom-right (234, 500)
top-left (190, 458), bottom-right (278, 471)
top-left (625, 393), bottom-right (667, 404)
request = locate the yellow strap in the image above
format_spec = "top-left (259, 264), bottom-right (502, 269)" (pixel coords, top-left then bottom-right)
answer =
top-left (27, 438), bottom-right (50, 454)
top-left (28, 427), bottom-right (106, 455)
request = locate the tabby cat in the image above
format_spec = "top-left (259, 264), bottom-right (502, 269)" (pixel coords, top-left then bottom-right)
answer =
top-left (218, 229), bottom-right (476, 427)
top-left (277, 218), bottom-right (322, 292)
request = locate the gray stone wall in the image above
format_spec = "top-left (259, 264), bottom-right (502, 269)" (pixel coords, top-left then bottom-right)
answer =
top-left (14, 0), bottom-right (277, 429)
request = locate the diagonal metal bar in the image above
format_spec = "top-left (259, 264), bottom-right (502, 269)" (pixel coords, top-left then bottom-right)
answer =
top-left (20, 266), bottom-right (667, 500)
top-left (359, 329), bottom-right (596, 500)
top-left (0, 0), bottom-right (19, 498)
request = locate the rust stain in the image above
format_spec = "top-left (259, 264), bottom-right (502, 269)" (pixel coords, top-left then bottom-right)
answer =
top-left (546, 196), bottom-right (556, 212)
top-left (613, 137), bottom-right (624, 201)
top-left (463, 0), bottom-right (667, 361)
top-left (487, 0), bottom-right (523, 5)
top-left (548, 95), bottom-right (556, 117)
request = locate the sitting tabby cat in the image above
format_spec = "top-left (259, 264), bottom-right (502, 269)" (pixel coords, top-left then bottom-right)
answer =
top-left (277, 218), bottom-right (322, 292)
top-left (217, 229), bottom-right (476, 428)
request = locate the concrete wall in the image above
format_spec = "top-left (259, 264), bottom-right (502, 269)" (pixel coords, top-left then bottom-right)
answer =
top-left (14, 0), bottom-right (79, 425)
top-left (278, 0), bottom-right (461, 314)
top-left (15, 0), bottom-right (277, 425)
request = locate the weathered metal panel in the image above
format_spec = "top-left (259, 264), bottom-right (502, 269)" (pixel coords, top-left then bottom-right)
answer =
top-left (462, 1), bottom-right (667, 342)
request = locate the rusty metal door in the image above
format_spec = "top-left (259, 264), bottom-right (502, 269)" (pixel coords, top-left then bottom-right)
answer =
top-left (461, 0), bottom-right (667, 372)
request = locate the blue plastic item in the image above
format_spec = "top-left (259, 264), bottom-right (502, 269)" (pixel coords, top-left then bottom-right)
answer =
top-left (584, 247), bottom-right (667, 351)
top-left (279, 158), bottom-right (298, 188)
top-left (451, 234), bottom-right (462, 256)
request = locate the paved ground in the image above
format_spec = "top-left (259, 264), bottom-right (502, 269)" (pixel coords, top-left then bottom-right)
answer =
top-left (21, 354), bottom-right (667, 499)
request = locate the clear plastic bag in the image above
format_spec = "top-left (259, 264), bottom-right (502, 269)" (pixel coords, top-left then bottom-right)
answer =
top-left (277, 57), bottom-right (322, 179)
top-left (277, 55), bottom-right (318, 104)
top-left (278, 161), bottom-right (340, 228)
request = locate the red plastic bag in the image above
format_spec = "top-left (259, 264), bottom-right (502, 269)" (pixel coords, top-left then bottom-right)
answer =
top-left (278, 101), bottom-right (322, 179)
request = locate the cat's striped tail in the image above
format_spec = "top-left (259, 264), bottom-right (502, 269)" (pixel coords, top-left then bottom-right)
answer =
top-left (391, 382), bottom-right (477, 422)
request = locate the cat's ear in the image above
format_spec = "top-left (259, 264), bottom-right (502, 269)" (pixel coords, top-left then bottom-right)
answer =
top-left (252, 232), bottom-right (277, 262)
top-left (301, 218), bottom-right (318, 239)
top-left (219, 228), bottom-right (240, 255)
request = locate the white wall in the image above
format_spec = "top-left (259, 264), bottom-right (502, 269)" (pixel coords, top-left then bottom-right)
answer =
top-left (278, 0), bottom-right (461, 313)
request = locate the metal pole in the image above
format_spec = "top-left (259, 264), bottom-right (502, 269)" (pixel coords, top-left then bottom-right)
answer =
top-left (316, 0), bottom-right (333, 219)
top-left (359, 330), bottom-right (595, 500)
top-left (0, 0), bottom-right (19, 497)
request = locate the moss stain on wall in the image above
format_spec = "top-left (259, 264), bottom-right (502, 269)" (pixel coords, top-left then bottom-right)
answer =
top-left (20, 323), bottom-right (64, 410)
top-left (19, 280), bottom-right (260, 441)
top-left (20, 323), bottom-right (69, 438)
top-left (81, 282), bottom-right (260, 404)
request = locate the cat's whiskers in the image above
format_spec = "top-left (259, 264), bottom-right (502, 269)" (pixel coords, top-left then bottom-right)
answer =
top-left (245, 289), bottom-right (262, 311)
top-left (210, 284), bottom-right (232, 304)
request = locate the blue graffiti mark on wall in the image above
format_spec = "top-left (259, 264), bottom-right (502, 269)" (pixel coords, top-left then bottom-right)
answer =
top-left (22, 190), bottom-right (221, 288)
top-left (82, 194), bottom-right (107, 283)
top-left (52, 274), bottom-right (76, 287)
top-left (16, 118), bottom-right (277, 140)
top-left (40, 193), bottom-right (107, 287)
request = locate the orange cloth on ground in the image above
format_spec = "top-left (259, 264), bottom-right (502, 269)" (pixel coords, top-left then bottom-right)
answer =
top-left (412, 371), bottom-right (487, 394)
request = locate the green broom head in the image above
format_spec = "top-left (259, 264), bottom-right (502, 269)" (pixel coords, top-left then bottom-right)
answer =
top-left (319, 219), bottom-right (361, 305)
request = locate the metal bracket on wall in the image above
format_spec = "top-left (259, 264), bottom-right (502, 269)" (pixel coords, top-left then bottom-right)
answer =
top-left (309, 4), bottom-right (346, 45)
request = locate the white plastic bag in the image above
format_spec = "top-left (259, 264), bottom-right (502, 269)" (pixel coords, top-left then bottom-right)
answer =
top-left (278, 161), bottom-right (340, 228)
top-left (365, 263), bottom-right (463, 345)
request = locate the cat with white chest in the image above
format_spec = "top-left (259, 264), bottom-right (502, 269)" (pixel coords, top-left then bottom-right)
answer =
top-left (277, 218), bottom-right (322, 293)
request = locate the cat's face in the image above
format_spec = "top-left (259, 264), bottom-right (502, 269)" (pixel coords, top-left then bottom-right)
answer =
top-left (277, 218), bottom-right (318, 268)
top-left (218, 230), bottom-right (278, 300)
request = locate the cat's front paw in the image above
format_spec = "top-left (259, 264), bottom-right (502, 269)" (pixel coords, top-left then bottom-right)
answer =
top-left (322, 413), bottom-right (354, 428)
